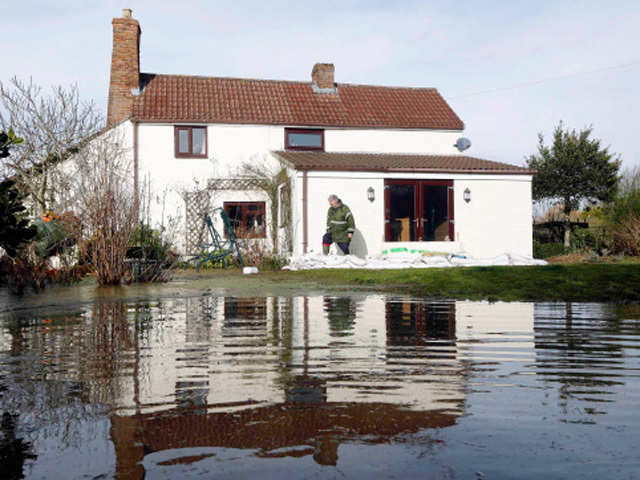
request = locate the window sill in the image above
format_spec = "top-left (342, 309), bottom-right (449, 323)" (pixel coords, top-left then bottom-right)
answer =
top-left (284, 147), bottom-right (324, 152)
top-left (175, 154), bottom-right (208, 159)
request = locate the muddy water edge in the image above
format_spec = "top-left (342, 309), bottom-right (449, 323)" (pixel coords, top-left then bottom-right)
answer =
top-left (1, 279), bottom-right (639, 479)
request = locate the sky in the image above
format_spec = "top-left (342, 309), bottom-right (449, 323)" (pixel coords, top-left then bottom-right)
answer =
top-left (3, 0), bottom-right (639, 169)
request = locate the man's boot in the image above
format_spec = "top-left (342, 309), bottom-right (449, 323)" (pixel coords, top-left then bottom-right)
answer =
top-left (322, 233), bottom-right (332, 255)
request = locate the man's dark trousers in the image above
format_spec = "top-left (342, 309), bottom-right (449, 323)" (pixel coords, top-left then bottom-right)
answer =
top-left (322, 233), bottom-right (349, 255)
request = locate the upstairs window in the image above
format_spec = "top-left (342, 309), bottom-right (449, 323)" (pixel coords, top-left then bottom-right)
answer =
top-left (175, 126), bottom-right (207, 158)
top-left (285, 128), bottom-right (324, 151)
top-left (224, 201), bottom-right (266, 239)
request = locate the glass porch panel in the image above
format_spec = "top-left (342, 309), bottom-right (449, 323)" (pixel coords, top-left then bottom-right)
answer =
top-left (422, 185), bottom-right (449, 241)
top-left (389, 184), bottom-right (415, 242)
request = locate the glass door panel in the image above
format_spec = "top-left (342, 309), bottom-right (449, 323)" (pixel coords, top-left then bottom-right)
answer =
top-left (388, 184), bottom-right (416, 241)
top-left (422, 185), bottom-right (449, 241)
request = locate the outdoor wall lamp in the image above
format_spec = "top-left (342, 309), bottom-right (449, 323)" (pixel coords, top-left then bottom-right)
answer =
top-left (463, 188), bottom-right (471, 203)
top-left (367, 187), bottom-right (375, 202)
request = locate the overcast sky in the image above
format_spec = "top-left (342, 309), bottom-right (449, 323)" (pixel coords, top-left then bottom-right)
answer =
top-left (3, 0), bottom-right (639, 169)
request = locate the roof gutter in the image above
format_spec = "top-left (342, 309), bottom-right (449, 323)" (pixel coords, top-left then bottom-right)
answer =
top-left (292, 166), bottom-right (537, 175)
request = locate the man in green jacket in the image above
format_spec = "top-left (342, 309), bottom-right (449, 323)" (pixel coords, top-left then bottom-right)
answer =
top-left (323, 194), bottom-right (355, 255)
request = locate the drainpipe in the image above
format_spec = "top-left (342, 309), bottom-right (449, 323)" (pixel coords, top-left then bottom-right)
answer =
top-left (302, 169), bottom-right (308, 253)
top-left (132, 119), bottom-right (139, 221)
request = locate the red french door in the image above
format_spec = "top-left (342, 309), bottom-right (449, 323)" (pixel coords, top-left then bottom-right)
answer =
top-left (384, 180), bottom-right (454, 242)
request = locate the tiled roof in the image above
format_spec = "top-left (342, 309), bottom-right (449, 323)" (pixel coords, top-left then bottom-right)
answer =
top-left (273, 151), bottom-right (536, 174)
top-left (132, 73), bottom-right (464, 130)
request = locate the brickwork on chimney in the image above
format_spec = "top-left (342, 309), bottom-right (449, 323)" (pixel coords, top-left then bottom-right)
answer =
top-left (311, 63), bottom-right (335, 90)
top-left (107, 13), bottom-right (141, 126)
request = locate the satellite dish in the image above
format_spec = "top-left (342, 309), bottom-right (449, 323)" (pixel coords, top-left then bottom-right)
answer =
top-left (454, 137), bottom-right (472, 152)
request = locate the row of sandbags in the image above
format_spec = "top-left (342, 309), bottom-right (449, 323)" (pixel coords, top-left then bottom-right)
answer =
top-left (282, 252), bottom-right (547, 271)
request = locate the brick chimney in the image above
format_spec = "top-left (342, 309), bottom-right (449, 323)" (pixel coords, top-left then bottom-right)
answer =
top-left (311, 63), bottom-right (335, 92)
top-left (107, 8), bottom-right (141, 126)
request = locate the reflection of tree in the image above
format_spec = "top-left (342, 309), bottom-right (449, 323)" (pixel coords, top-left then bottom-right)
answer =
top-left (534, 303), bottom-right (627, 421)
top-left (323, 297), bottom-right (357, 337)
top-left (0, 302), bottom-right (137, 457)
top-left (0, 412), bottom-right (36, 480)
top-left (84, 303), bottom-right (137, 404)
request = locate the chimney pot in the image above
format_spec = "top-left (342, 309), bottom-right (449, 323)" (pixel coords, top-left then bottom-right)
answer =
top-left (122, 8), bottom-right (132, 18)
top-left (312, 63), bottom-right (335, 91)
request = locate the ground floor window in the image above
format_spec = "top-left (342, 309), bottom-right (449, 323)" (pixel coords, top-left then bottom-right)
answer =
top-left (384, 180), bottom-right (454, 242)
top-left (223, 201), bottom-right (266, 238)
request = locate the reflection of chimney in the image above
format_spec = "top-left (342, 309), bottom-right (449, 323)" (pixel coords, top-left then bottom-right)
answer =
top-left (311, 63), bottom-right (336, 92)
top-left (107, 8), bottom-right (141, 125)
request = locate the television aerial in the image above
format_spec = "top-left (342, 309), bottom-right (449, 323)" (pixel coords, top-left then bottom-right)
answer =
top-left (454, 137), bottom-right (472, 152)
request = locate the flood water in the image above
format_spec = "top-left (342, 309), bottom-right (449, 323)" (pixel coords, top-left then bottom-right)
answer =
top-left (1, 294), bottom-right (639, 479)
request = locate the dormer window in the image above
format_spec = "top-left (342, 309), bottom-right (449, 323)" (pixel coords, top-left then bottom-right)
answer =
top-left (285, 128), bottom-right (324, 151)
top-left (175, 126), bottom-right (207, 158)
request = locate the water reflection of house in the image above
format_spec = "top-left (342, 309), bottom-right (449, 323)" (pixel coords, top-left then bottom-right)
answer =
top-left (385, 300), bottom-right (456, 345)
top-left (103, 295), bottom-right (470, 477)
top-left (0, 297), bottom-right (535, 477)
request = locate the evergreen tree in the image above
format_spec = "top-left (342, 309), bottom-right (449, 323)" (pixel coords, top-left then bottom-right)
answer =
top-left (527, 123), bottom-right (620, 246)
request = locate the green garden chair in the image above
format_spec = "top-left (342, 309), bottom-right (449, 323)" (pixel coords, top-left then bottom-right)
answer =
top-left (190, 207), bottom-right (244, 269)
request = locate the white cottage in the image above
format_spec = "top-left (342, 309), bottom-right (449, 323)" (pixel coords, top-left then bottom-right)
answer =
top-left (106, 9), bottom-right (534, 259)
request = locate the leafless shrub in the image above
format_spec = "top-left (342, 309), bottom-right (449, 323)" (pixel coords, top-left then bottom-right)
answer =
top-left (69, 133), bottom-right (137, 285)
top-left (603, 167), bottom-right (640, 256)
top-left (608, 216), bottom-right (640, 256)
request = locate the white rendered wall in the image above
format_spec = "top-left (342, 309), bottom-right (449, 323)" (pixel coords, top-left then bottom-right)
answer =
top-left (325, 129), bottom-right (462, 154)
top-left (296, 171), bottom-right (533, 258)
top-left (135, 122), bottom-right (464, 254)
top-left (136, 123), bottom-right (283, 254)
top-left (453, 177), bottom-right (533, 258)
top-left (133, 121), bottom-right (531, 257)
top-left (299, 175), bottom-right (385, 257)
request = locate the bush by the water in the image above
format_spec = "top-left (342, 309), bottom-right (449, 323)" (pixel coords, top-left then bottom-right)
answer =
top-left (124, 224), bottom-right (178, 282)
top-left (0, 254), bottom-right (89, 295)
top-left (128, 223), bottom-right (174, 261)
top-left (533, 241), bottom-right (567, 259)
top-left (237, 241), bottom-right (288, 271)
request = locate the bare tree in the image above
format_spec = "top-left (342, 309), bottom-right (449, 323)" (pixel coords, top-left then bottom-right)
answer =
top-left (0, 77), bottom-right (103, 214)
top-left (69, 132), bottom-right (137, 285)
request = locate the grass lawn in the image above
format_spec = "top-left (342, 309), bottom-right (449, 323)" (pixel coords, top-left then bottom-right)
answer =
top-left (192, 262), bottom-right (640, 302)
